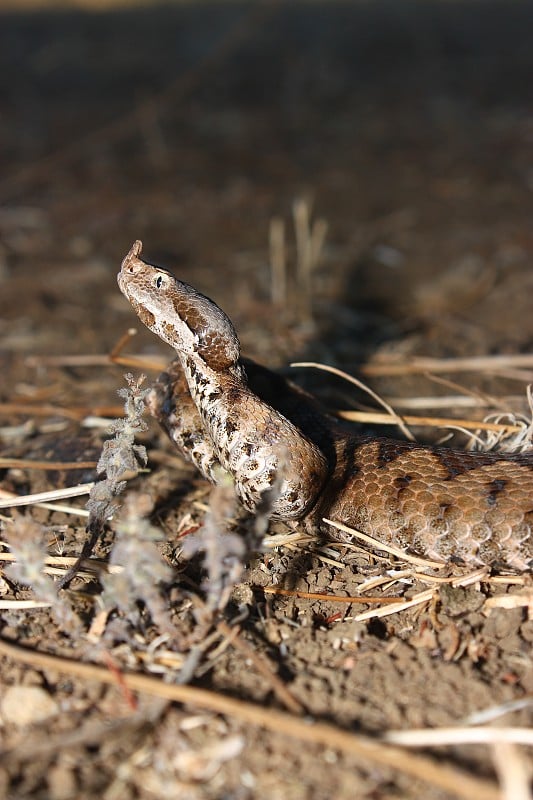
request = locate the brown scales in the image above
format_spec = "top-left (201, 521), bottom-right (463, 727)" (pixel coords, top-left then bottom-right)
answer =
top-left (119, 241), bottom-right (533, 572)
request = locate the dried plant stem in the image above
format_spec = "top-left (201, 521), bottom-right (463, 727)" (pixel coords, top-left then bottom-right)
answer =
top-left (491, 742), bottom-right (532, 800)
top-left (293, 199), bottom-right (313, 319)
top-left (336, 410), bottom-right (524, 435)
top-left (386, 728), bottom-right (533, 747)
top-left (484, 593), bottom-right (533, 612)
top-left (292, 199), bottom-right (328, 322)
top-left (269, 217), bottom-right (286, 307)
top-left (465, 699), bottom-right (533, 725)
top-left (388, 395), bottom-right (525, 411)
top-left (108, 327), bottom-right (139, 358)
top-left (353, 589), bottom-right (435, 622)
top-left (59, 374), bottom-right (149, 590)
top-left (291, 362), bottom-right (415, 441)
top-left (0, 600), bottom-right (51, 610)
top-left (0, 402), bottom-right (124, 420)
top-left (1, 548), bottom-right (118, 584)
top-left (361, 353), bottom-right (533, 377)
top-left (0, 551), bottom-right (117, 570)
top-left (0, 483), bottom-right (94, 509)
top-left (0, 458), bottom-right (97, 470)
top-left (262, 587), bottom-right (402, 605)
top-left (324, 518), bottom-right (445, 569)
top-left (24, 354), bottom-right (165, 371)
top-left (3, 516), bottom-right (80, 630)
top-left (0, 637), bottom-right (501, 800)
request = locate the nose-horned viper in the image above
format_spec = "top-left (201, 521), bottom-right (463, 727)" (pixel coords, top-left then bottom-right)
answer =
top-left (118, 240), bottom-right (533, 572)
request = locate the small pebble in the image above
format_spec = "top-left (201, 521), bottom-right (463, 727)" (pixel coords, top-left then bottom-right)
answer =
top-left (1, 685), bottom-right (58, 726)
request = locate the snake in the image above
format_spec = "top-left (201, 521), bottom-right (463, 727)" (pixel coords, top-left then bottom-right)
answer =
top-left (118, 240), bottom-right (533, 572)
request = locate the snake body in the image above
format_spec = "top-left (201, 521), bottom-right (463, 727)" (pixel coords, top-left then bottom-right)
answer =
top-left (118, 241), bottom-right (533, 571)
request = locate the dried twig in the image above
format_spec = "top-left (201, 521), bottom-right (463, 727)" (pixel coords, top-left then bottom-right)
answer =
top-left (464, 698), bottom-right (533, 726)
top-left (0, 483), bottom-right (94, 509)
top-left (360, 353), bottom-right (533, 377)
top-left (291, 361), bottom-right (415, 441)
top-left (385, 727), bottom-right (533, 747)
top-left (0, 550), bottom-right (120, 581)
top-left (0, 600), bottom-right (52, 610)
top-left (262, 587), bottom-right (402, 605)
top-left (491, 742), bottom-right (532, 800)
top-left (323, 518), bottom-right (445, 569)
top-left (24, 354), bottom-right (165, 372)
top-left (483, 592), bottom-right (533, 613)
top-left (336, 409), bottom-right (525, 435)
top-left (353, 589), bottom-right (435, 622)
top-left (269, 217), bottom-right (286, 307)
top-left (0, 402), bottom-right (124, 420)
top-left (0, 458), bottom-right (97, 470)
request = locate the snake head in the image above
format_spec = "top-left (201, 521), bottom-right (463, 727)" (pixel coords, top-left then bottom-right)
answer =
top-left (118, 240), bottom-right (241, 371)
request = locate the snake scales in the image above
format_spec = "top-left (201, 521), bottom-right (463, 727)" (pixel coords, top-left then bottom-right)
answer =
top-left (118, 241), bottom-right (533, 572)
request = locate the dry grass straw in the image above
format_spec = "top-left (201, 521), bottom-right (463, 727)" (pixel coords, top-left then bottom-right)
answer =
top-left (0, 599), bottom-right (52, 610)
top-left (22, 327), bottom-right (166, 375)
top-left (360, 352), bottom-right (533, 378)
top-left (385, 727), bottom-right (533, 747)
top-left (324, 517), bottom-right (446, 570)
top-left (293, 361), bottom-right (416, 440)
top-left (491, 741), bottom-right (532, 800)
top-left (268, 199), bottom-right (328, 322)
top-left (0, 457), bottom-right (97, 470)
top-left (337, 409), bottom-right (526, 435)
top-left (291, 361), bottom-right (533, 441)
top-left (269, 216), bottom-right (286, 307)
top-left (262, 587), bottom-right (402, 606)
top-left (293, 198), bottom-right (328, 322)
top-left (0, 550), bottom-right (118, 576)
top-left (465, 698), bottom-right (533, 726)
top-left (0, 483), bottom-right (94, 510)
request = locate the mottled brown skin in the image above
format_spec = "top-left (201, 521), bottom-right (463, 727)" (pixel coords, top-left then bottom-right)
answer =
top-left (318, 438), bottom-right (533, 570)
top-left (119, 241), bottom-right (533, 572)
top-left (119, 241), bottom-right (328, 519)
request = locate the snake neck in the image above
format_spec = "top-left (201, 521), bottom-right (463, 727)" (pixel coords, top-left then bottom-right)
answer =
top-left (180, 351), bottom-right (243, 428)
top-left (118, 239), bottom-right (242, 372)
top-left (179, 349), bottom-right (328, 518)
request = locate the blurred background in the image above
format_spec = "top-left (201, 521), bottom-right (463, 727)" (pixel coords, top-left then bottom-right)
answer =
top-left (1, 0), bottom-right (533, 393)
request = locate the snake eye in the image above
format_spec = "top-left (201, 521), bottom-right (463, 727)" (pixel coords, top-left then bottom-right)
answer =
top-left (155, 274), bottom-right (164, 289)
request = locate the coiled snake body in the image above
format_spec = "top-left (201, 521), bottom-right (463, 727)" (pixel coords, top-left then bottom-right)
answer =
top-left (118, 241), bottom-right (533, 572)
